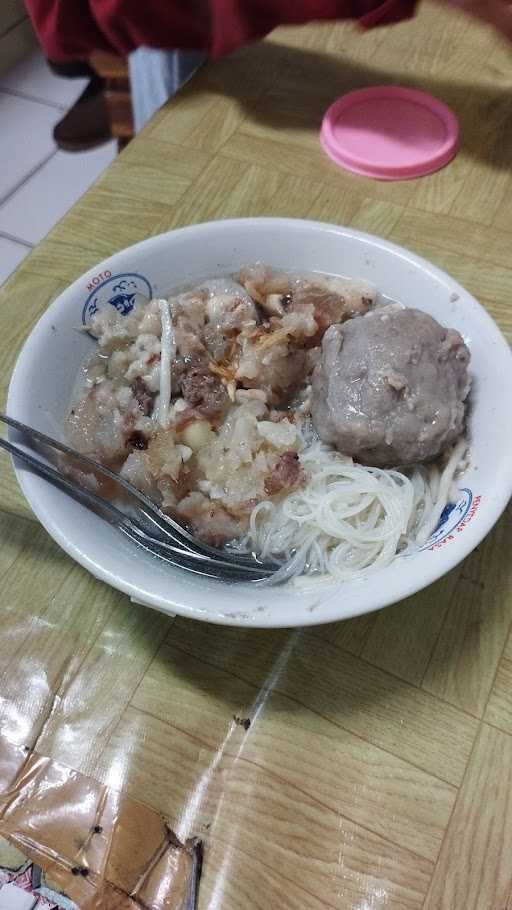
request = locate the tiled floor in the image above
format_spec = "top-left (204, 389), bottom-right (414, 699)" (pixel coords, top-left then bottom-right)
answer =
top-left (0, 51), bottom-right (117, 287)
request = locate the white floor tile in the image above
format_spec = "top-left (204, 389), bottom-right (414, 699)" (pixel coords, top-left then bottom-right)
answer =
top-left (0, 50), bottom-right (88, 109)
top-left (0, 883), bottom-right (37, 909)
top-left (0, 142), bottom-right (117, 245)
top-left (0, 236), bottom-right (31, 286)
top-left (0, 93), bottom-right (59, 202)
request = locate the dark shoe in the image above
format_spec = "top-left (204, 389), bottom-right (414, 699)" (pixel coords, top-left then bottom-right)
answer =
top-left (53, 77), bottom-right (111, 152)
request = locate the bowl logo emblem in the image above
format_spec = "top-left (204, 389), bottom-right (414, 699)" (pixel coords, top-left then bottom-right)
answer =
top-left (82, 272), bottom-right (153, 327)
top-left (109, 288), bottom-right (138, 316)
top-left (423, 488), bottom-right (480, 551)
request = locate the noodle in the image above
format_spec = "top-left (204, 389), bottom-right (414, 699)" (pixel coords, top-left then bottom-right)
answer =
top-left (240, 433), bottom-right (468, 585)
top-left (415, 437), bottom-right (468, 546)
top-left (158, 299), bottom-right (175, 428)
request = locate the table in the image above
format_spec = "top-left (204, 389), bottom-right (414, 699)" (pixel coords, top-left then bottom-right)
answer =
top-left (1, 6), bottom-right (511, 908)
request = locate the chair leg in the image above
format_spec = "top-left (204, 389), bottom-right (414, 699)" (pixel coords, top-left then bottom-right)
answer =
top-left (89, 51), bottom-right (134, 150)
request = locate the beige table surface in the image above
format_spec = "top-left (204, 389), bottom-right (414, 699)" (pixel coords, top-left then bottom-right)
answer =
top-left (1, 6), bottom-right (512, 908)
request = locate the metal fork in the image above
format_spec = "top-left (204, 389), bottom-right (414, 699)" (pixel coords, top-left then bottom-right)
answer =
top-left (0, 413), bottom-right (279, 582)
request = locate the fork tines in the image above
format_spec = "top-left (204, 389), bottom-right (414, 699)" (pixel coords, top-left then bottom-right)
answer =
top-left (0, 412), bottom-right (278, 582)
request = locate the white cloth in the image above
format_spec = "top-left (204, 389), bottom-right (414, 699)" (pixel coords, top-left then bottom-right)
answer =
top-left (128, 48), bottom-right (206, 132)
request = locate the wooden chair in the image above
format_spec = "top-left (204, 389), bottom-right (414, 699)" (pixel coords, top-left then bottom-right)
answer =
top-left (90, 51), bottom-right (134, 151)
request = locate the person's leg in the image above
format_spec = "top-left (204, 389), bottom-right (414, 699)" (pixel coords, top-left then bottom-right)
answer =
top-left (47, 58), bottom-right (111, 152)
top-left (128, 48), bottom-right (206, 132)
top-left (47, 59), bottom-right (97, 79)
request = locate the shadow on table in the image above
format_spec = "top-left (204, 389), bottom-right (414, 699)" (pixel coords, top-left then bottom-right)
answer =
top-left (185, 39), bottom-right (512, 171)
top-left (162, 612), bottom-right (426, 729)
top-left (161, 506), bottom-right (511, 738)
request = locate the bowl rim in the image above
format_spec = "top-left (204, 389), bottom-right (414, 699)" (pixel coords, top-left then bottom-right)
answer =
top-left (7, 216), bottom-right (512, 628)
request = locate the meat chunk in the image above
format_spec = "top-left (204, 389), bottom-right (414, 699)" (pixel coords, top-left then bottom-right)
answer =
top-left (147, 427), bottom-right (193, 483)
top-left (171, 290), bottom-right (208, 357)
top-left (170, 283), bottom-right (257, 363)
top-left (236, 333), bottom-right (307, 405)
top-left (235, 267), bottom-right (376, 403)
top-left (176, 492), bottom-right (244, 546)
top-left (205, 290), bottom-right (257, 333)
top-left (238, 264), bottom-right (375, 344)
top-left (238, 264), bottom-right (291, 305)
top-left (311, 306), bottom-right (470, 467)
top-left (202, 324), bottom-right (235, 363)
top-left (120, 450), bottom-right (155, 495)
top-left (290, 277), bottom-right (375, 344)
top-left (131, 377), bottom-right (153, 416)
top-left (65, 380), bottom-right (141, 463)
top-left (264, 451), bottom-right (304, 496)
top-left (88, 301), bottom-right (148, 351)
top-left (180, 357), bottom-right (229, 419)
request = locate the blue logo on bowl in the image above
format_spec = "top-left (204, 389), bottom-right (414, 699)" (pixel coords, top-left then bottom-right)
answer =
top-left (82, 272), bottom-right (153, 327)
top-left (422, 487), bottom-right (478, 550)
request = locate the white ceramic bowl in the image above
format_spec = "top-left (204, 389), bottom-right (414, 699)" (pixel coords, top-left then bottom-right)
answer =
top-left (8, 218), bottom-right (512, 627)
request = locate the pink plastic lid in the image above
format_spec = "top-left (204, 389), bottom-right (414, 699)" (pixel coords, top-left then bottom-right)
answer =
top-left (320, 86), bottom-right (459, 181)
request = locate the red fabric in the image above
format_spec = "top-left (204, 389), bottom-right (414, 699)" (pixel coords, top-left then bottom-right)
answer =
top-left (25, 0), bottom-right (417, 63)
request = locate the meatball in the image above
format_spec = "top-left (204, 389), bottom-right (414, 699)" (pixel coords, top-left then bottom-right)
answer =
top-left (311, 306), bottom-right (470, 467)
